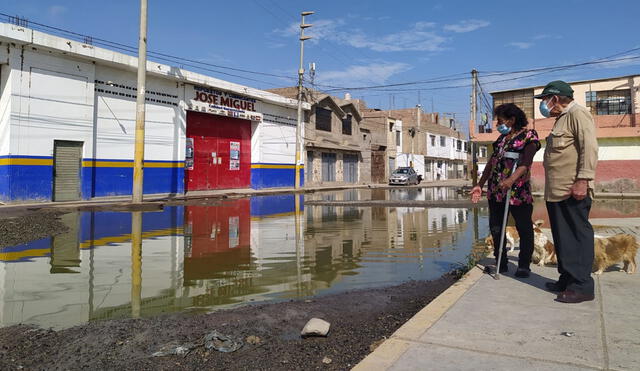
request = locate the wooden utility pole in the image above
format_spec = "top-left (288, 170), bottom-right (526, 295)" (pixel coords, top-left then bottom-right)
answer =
top-left (132, 0), bottom-right (148, 203)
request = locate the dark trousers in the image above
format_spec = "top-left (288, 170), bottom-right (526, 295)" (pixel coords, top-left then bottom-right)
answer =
top-left (546, 197), bottom-right (594, 295)
top-left (488, 200), bottom-right (534, 270)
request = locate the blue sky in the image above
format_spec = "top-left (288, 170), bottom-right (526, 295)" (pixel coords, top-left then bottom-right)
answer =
top-left (2, 0), bottom-right (639, 127)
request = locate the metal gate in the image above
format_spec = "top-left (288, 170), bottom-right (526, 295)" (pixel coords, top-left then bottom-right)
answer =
top-left (53, 140), bottom-right (83, 201)
top-left (321, 153), bottom-right (336, 182)
top-left (343, 154), bottom-right (358, 183)
top-left (371, 151), bottom-right (385, 183)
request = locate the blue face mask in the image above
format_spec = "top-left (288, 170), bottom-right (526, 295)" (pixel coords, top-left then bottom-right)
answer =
top-left (539, 99), bottom-right (552, 118)
top-left (497, 124), bottom-right (511, 135)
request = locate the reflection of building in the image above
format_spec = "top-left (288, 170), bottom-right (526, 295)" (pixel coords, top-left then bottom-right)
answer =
top-left (0, 191), bottom-right (473, 329)
top-left (0, 23), bottom-right (309, 203)
top-left (473, 74), bottom-right (640, 191)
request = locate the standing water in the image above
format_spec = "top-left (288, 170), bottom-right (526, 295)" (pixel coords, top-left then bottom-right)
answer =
top-left (3, 187), bottom-right (635, 329)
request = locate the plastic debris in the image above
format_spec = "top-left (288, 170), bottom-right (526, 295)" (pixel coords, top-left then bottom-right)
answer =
top-left (561, 332), bottom-right (575, 337)
top-left (322, 357), bottom-right (332, 364)
top-left (204, 331), bottom-right (243, 353)
top-left (151, 342), bottom-right (198, 357)
top-left (151, 330), bottom-right (243, 357)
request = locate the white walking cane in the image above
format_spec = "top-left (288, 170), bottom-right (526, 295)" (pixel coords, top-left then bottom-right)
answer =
top-left (494, 151), bottom-right (520, 280)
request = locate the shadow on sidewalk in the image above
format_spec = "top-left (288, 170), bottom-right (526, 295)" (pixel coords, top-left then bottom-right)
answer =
top-left (478, 255), bottom-right (555, 292)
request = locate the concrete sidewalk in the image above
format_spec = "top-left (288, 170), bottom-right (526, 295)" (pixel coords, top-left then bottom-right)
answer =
top-left (356, 218), bottom-right (640, 371)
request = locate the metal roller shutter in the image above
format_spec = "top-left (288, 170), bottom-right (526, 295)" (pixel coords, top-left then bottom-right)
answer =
top-left (53, 141), bottom-right (83, 201)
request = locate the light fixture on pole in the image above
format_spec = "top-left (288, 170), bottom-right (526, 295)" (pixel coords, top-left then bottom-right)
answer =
top-left (295, 11), bottom-right (313, 189)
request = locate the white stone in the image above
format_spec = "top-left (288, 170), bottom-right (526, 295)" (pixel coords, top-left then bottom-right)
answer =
top-left (301, 318), bottom-right (331, 337)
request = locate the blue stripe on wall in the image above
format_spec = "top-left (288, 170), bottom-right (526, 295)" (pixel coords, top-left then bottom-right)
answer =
top-left (1, 162), bottom-right (184, 202)
top-left (0, 164), bottom-right (53, 202)
top-left (82, 166), bottom-right (184, 198)
top-left (251, 167), bottom-right (304, 189)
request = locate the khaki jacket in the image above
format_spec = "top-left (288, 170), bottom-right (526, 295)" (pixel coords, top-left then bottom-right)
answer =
top-left (543, 102), bottom-right (598, 202)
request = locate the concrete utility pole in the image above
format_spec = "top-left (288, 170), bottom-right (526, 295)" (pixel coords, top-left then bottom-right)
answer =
top-left (413, 104), bottom-right (421, 168)
top-left (295, 11), bottom-right (314, 189)
top-left (470, 69), bottom-right (478, 186)
top-left (132, 0), bottom-right (148, 203)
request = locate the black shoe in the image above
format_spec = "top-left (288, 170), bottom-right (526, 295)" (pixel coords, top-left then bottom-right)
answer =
top-left (515, 268), bottom-right (530, 278)
top-left (555, 290), bottom-right (595, 304)
top-left (545, 281), bottom-right (566, 292)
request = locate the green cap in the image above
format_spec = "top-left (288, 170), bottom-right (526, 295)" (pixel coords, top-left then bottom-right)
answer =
top-left (533, 80), bottom-right (574, 99)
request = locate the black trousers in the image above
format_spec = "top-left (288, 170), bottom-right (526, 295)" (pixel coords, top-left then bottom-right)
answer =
top-left (488, 200), bottom-right (534, 270)
top-left (546, 197), bottom-right (594, 295)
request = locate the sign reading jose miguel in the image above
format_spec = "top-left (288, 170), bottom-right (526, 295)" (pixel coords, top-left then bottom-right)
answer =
top-left (189, 85), bottom-right (263, 122)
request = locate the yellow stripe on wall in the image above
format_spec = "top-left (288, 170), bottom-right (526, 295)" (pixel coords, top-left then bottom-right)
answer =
top-left (251, 164), bottom-right (303, 169)
top-left (0, 158), bottom-right (53, 166)
top-left (81, 161), bottom-right (184, 168)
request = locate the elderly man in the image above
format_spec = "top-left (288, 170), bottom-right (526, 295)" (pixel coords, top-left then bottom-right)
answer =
top-left (535, 80), bottom-right (598, 303)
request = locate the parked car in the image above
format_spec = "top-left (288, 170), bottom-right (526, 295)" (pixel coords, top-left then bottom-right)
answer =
top-left (389, 167), bottom-right (420, 186)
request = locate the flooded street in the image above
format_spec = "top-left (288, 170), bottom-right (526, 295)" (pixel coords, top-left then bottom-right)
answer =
top-left (2, 188), bottom-right (639, 330)
top-left (0, 188), bottom-right (486, 329)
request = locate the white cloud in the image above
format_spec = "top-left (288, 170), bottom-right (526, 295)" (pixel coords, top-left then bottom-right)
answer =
top-left (443, 19), bottom-right (490, 33)
top-left (279, 20), bottom-right (447, 52)
top-left (507, 42), bottom-right (533, 50)
top-left (318, 62), bottom-right (412, 86)
top-left (347, 27), bottom-right (447, 52)
top-left (48, 5), bottom-right (66, 17)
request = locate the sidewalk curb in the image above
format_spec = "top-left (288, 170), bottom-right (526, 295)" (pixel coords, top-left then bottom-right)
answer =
top-left (353, 265), bottom-right (486, 371)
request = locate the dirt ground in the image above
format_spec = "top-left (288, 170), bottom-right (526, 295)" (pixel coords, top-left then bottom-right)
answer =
top-left (0, 276), bottom-right (456, 371)
top-left (0, 209), bottom-right (70, 248)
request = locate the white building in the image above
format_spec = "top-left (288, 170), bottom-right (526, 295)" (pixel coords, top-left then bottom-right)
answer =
top-left (0, 22), bottom-right (309, 203)
top-left (423, 118), bottom-right (468, 182)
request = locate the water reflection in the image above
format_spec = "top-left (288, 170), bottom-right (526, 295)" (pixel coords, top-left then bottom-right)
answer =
top-left (1, 192), bottom-right (480, 329)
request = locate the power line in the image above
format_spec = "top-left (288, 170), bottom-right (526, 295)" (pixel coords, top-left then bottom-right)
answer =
top-left (0, 12), bottom-right (296, 84)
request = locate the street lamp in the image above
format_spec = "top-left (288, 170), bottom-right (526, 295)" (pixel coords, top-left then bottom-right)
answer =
top-left (295, 11), bottom-right (313, 189)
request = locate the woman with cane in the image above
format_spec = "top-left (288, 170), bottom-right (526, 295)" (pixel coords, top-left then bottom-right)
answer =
top-left (471, 103), bottom-right (541, 278)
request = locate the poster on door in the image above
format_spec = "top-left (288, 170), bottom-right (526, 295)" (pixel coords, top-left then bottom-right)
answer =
top-left (230, 141), bottom-right (240, 170)
top-left (185, 138), bottom-right (194, 170)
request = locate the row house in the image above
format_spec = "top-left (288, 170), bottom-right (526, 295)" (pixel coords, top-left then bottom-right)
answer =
top-left (384, 107), bottom-right (469, 181)
top-left (268, 88), bottom-right (369, 186)
top-left (473, 74), bottom-right (640, 192)
top-left (361, 108), bottom-right (401, 183)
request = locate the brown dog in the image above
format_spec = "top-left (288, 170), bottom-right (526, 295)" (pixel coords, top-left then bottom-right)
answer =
top-left (593, 234), bottom-right (638, 275)
top-left (531, 220), bottom-right (557, 266)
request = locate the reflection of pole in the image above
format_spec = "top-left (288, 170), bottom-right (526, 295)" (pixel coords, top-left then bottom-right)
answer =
top-left (473, 207), bottom-right (479, 245)
top-left (131, 211), bottom-right (143, 318)
top-left (294, 195), bottom-right (302, 295)
top-left (88, 212), bottom-right (95, 320)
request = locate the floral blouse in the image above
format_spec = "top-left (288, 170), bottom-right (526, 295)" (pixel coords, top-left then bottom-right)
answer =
top-left (486, 129), bottom-right (541, 205)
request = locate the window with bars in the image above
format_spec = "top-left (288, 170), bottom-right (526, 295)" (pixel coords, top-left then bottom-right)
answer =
top-left (342, 114), bottom-right (352, 135)
top-left (586, 89), bottom-right (632, 115)
top-left (430, 135), bottom-right (436, 146)
top-left (440, 136), bottom-right (446, 146)
top-left (492, 89), bottom-right (534, 118)
top-left (315, 107), bottom-right (332, 131)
